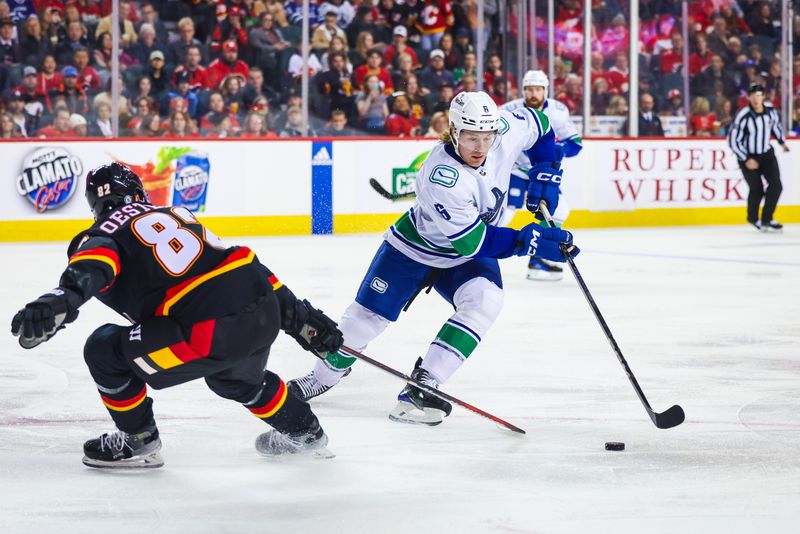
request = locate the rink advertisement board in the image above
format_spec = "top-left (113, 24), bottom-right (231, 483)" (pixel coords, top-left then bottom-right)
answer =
top-left (0, 137), bottom-right (798, 241)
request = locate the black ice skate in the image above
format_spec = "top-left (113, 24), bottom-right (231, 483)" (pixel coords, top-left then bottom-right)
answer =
top-left (760, 220), bottom-right (783, 233)
top-left (389, 358), bottom-right (452, 426)
top-left (82, 428), bottom-right (163, 469)
top-left (527, 257), bottom-right (564, 281)
top-left (287, 367), bottom-right (351, 401)
top-left (255, 420), bottom-right (334, 459)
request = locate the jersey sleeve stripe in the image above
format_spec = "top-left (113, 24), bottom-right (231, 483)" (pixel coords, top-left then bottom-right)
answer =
top-left (69, 247), bottom-right (121, 276)
top-left (268, 274), bottom-right (283, 291)
top-left (446, 217), bottom-right (481, 240)
top-left (525, 107), bottom-right (543, 138)
top-left (156, 247), bottom-right (256, 316)
top-left (450, 221), bottom-right (487, 257)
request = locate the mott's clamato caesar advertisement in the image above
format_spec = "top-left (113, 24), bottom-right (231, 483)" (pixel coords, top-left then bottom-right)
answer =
top-left (392, 151), bottom-right (429, 198)
top-left (16, 147), bottom-right (83, 212)
top-left (113, 147), bottom-right (211, 212)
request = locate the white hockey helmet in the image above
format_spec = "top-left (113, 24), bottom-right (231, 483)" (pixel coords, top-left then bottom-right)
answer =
top-left (522, 69), bottom-right (549, 98)
top-left (448, 91), bottom-right (501, 149)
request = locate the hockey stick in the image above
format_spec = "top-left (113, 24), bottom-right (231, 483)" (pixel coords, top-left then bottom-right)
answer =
top-left (339, 345), bottom-right (526, 435)
top-left (369, 178), bottom-right (417, 201)
top-left (538, 203), bottom-right (685, 430)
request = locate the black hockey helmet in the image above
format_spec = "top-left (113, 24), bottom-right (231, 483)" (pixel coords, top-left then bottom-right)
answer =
top-left (85, 162), bottom-right (150, 219)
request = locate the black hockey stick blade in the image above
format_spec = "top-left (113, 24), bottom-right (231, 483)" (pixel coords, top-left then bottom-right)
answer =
top-left (651, 404), bottom-right (685, 429)
top-left (369, 178), bottom-right (417, 201)
top-left (340, 345), bottom-right (526, 434)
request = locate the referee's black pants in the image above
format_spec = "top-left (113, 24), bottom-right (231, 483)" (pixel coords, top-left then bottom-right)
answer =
top-left (738, 148), bottom-right (783, 224)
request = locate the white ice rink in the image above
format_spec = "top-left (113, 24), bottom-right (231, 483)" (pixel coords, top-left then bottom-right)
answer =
top-left (1, 225), bottom-right (799, 534)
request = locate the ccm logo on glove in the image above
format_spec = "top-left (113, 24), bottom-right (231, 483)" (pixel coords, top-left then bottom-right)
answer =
top-left (534, 172), bottom-right (561, 184)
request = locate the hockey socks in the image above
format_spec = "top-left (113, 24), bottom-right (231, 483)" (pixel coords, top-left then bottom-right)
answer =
top-left (245, 371), bottom-right (319, 436)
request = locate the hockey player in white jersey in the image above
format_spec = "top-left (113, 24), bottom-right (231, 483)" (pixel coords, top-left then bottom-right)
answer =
top-left (288, 91), bottom-right (579, 425)
top-left (502, 69), bottom-right (583, 281)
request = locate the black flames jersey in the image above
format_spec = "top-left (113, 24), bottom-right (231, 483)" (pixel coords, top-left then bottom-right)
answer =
top-left (64, 203), bottom-right (279, 324)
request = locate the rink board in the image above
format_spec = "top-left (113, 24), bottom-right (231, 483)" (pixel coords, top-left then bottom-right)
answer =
top-left (0, 137), bottom-right (797, 241)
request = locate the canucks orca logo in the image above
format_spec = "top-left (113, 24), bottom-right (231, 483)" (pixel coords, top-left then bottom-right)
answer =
top-left (480, 187), bottom-right (506, 225)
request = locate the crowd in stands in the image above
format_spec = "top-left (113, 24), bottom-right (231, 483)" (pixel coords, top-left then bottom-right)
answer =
top-left (0, 0), bottom-right (798, 139)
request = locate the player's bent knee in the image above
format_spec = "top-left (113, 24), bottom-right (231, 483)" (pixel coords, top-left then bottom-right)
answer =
top-left (452, 277), bottom-right (504, 324)
top-left (83, 323), bottom-right (126, 366)
top-left (339, 301), bottom-right (391, 349)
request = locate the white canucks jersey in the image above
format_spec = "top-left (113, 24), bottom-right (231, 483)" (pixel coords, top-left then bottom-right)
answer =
top-left (502, 98), bottom-right (580, 175)
top-left (384, 108), bottom-right (551, 268)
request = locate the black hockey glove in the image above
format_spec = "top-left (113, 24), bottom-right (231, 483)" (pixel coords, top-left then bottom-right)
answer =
top-left (11, 289), bottom-right (79, 349)
top-left (284, 299), bottom-right (344, 358)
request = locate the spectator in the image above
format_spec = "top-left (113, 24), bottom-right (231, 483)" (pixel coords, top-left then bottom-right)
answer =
top-left (87, 100), bottom-right (113, 137)
top-left (400, 73), bottom-right (429, 119)
top-left (54, 21), bottom-right (87, 65)
top-left (249, 11), bottom-right (290, 76)
top-left (242, 66), bottom-right (280, 111)
top-left (606, 95), bottom-right (628, 116)
top-left (145, 50), bottom-right (169, 96)
top-left (93, 32), bottom-right (138, 77)
top-left (418, 49), bottom-right (455, 93)
top-left (453, 26), bottom-right (473, 56)
top-left (483, 53), bottom-right (514, 92)
top-left (714, 95), bottom-right (733, 135)
top-left (133, 75), bottom-right (154, 103)
top-left (72, 47), bottom-right (100, 92)
top-left (414, 0), bottom-right (453, 52)
top-left (163, 109), bottom-right (197, 138)
top-left (658, 33), bottom-right (683, 74)
top-left (438, 32), bottom-right (460, 72)
top-left (320, 35), bottom-right (350, 71)
top-left (127, 96), bottom-right (153, 130)
top-left (37, 106), bottom-right (73, 137)
top-left (663, 88), bottom-right (684, 116)
top-left (36, 54), bottom-right (61, 95)
top-left (63, 2), bottom-right (81, 25)
top-left (689, 96), bottom-right (717, 136)
top-left (1, 110), bottom-right (22, 137)
top-left (135, 112), bottom-right (162, 137)
top-left (431, 81), bottom-right (455, 112)
top-left (205, 113), bottom-right (235, 138)
top-left (488, 77), bottom-right (508, 106)
top-left (261, 0), bottom-right (289, 27)
top-left (7, 90), bottom-right (35, 136)
top-left (748, 2), bottom-right (779, 40)
top-left (605, 52), bottom-right (630, 94)
top-left (95, 0), bottom-right (137, 48)
top-left (208, 40), bottom-right (250, 89)
top-left (691, 54), bottom-right (736, 102)
top-left (312, 11), bottom-right (346, 54)
top-left (169, 17), bottom-right (207, 66)
top-left (201, 90), bottom-right (241, 132)
top-left (384, 25), bottom-right (418, 68)
top-left (718, 2), bottom-right (751, 37)
top-left (288, 45), bottom-right (323, 83)
top-left (391, 51), bottom-right (417, 89)
top-left (20, 13), bottom-right (48, 67)
top-left (377, 0), bottom-right (407, 39)
top-left (8, 0), bottom-right (34, 23)
top-left (211, 5), bottom-right (248, 55)
top-left (320, 108), bottom-right (357, 136)
top-left (354, 48), bottom-right (394, 94)
top-left (163, 70), bottom-right (199, 119)
top-left (319, 0), bottom-right (356, 28)
top-left (220, 73), bottom-right (246, 115)
top-left (137, 2), bottom-right (166, 40)
top-left (350, 31), bottom-right (377, 70)
top-left (456, 73), bottom-right (476, 93)
top-left (51, 65), bottom-right (88, 114)
top-left (172, 45), bottom-right (210, 91)
top-left (315, 50), bottom-right (355, 120)
top-left (356, 73), bottom-right (389, 133)
top-left (0, 16), bottom-right (21, 64)
top-left (424, 110), bottom-right (448, 137)
top-left (40, 7), bottom-right (65, 49)
top-left (453, 50), bottom-right (476, 84)
top-left (345, 5), bottom-right (381, 49)
top-left (385, 92), bottom-right (420, 136)
top-left (706, 15), bottom-right (732, 63)
top-left (239, 111), bottom-right (276, 137)
top-left (279, 105), bottom-right (309, 137)
top-left (591, 77), bottom-right (611, 115)
top-left (68, 112), bottom-right (87, 137)
top-left (556, 74), bottom-right (583, 113)
top-left (128, 23), bottom-right (165, 66)
top-left (599, 13), bottom-right (630, 60)
top-left (689, 33), bottom-right (713, 76)
top-left (75, 0), bottom-right (102, 26)
top-left (16, 65), bottom-right (46, 109)
top-left (747, 43), bottom-right (771, 73)
top-left (623, 92), bottom-right (664, 136)
top-left (248, 93), bottom-right (282, 132)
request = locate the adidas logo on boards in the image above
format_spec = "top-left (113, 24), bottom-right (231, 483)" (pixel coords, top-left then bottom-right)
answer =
top-left (312, 147), bottom-right (333, 166)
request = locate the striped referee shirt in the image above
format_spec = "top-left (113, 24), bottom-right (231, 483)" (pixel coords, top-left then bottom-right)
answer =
top-left (727, 103), bottom-right (785, 161)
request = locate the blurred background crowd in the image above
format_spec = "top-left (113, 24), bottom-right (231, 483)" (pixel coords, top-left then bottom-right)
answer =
top-left (0, 0), bottom-right (798, 139)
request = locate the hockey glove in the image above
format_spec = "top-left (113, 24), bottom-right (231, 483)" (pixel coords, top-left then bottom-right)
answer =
top-left (526, 162), bottom-right (562, 220)
top-left (513, 223), bottom-right (580, 263)
top-left (285, 299), bottom-right (344, 358)
top-left (11, 289), bottom-right (79, 349)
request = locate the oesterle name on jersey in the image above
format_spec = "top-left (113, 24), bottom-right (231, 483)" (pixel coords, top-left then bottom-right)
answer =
top-left (98, 203), bottom-right (155, 234)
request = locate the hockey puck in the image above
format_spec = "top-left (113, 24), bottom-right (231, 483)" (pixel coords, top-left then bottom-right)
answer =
top-left (605, 442), bottom-right (625, 451)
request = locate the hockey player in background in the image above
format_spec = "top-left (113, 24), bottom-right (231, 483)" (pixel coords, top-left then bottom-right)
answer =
top-left (289, 91), bottom-right (579, 425)
top-left (502, 70), bottom-right (583, 281)
top-left (11, 163), bottom-right (343, 468)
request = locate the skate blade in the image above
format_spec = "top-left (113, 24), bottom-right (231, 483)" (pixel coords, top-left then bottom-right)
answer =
top-left (388, 401), bottom-right (445, 426)
top-left (526, 269), bottom-right (563, 281)
top-left (82, 449), bottom-right (164, 469)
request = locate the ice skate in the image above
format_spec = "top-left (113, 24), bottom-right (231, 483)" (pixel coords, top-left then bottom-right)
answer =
top-left (389, 358), bottom-right (452, 426)
top-left (527, 257), bottom-right (564, 281)
top-left (287, 366), bottom-right (351, 401)
top-left (82, 428), bottom-right (163, 469)
top-left (255, 420), bottom-right (334, 459)
top-left (760, 220), bottom-right (783, 233)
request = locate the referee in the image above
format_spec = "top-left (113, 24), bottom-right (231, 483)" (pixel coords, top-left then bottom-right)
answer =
top-left (727, 83), bottom-right (790, 232)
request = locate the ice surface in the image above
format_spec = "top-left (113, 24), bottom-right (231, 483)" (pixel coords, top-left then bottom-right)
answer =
top-left (1, 225), bottom-right (799, 533)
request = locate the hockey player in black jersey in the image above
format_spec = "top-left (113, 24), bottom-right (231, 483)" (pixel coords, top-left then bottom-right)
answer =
top-left (10, 162), bottom-right (344, 468)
